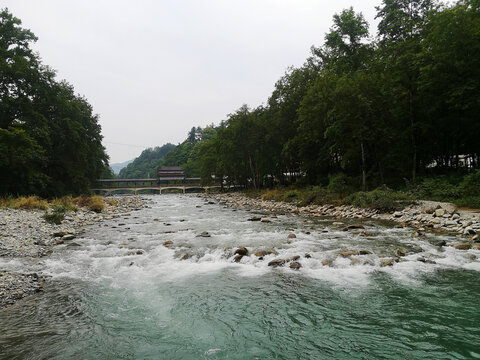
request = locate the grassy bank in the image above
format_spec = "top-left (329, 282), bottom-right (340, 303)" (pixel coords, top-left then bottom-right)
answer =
top-left (245, 171), bottom-right (480, 211)
top-left (0, 195), bottom-right (116, 213)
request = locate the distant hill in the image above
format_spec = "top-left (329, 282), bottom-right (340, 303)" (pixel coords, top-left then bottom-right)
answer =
top-left (118, 143), bottom-right (176, 179)
top-left (110, 159), bottom-right (134, 175)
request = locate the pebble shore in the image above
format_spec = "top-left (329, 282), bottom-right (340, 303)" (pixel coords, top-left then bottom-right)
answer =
top-left (0, 196), bottom-right (144, 310)
top-left (206, 193), bottom-right (480, 242)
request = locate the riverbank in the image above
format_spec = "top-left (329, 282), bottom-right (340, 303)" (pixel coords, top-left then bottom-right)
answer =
top-left (205, 192), bottom-right (480, 243)
top-left (0, 196), bottom-right (145, 309)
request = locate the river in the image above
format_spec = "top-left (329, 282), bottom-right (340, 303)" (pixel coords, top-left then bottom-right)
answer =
top-left (1, 195), bottom-right (480, 359)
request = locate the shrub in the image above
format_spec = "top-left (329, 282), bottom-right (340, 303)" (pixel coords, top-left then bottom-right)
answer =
top-left (43, 204), bottom-right (66, 224)
top-left (261, 189), bottom-right (284, 201)
top-left (282, 190), bottom-right (299, 202)
top-left (51, 196), bottom-right (78, 212)
top-left (344, 188), bottom-right (411, 211)
top-left (73, 195), bottom-right (105, 212)
top-left (6, 196), bottom-right (49, 210)
top-left (459, 169), bottom-right (480, 197)
top-left (415, 177), bottom-right (460, 200)
top-left (87, 195), bottom-right (105, 213)
top-left (327, 173), bottom-right (355, 196)
top-left (105, 198), bottom-right (118, 206)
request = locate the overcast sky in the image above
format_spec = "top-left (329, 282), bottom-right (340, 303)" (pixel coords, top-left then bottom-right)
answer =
top-left (4, 0), bottom-right (381, 163)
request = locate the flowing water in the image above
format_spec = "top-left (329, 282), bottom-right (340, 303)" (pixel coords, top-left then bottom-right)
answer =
top-left (1, 195), bottom-right (480, 359)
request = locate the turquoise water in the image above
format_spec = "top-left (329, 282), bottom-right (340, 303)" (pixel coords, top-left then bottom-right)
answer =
top-left (1, 195), bottom-right (480, 359)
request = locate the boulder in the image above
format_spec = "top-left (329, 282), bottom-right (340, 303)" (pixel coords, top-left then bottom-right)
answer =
top-left (290, 262), bottom-right (302, 270)
top-left (261, 219), bottom-right (271, 223)
top-left (234, 247), bottom-right (249, 256)
top-left (454, 243), bottom-right (472, 250)
top-left (342, 224), bottom-right (365, 231)
top-left (321, 259), bottom-right (332, 266)
top-left (52, 231), bottom-right (68, 237)
top-left (287, 233), bottom-right (297, 239)
top-left (359, 250), bottom-right (372, 255)
top-left (339, 250), bottom-right (359, 257)
top-left (394, 248), bottom-right (405, 257)
top-left (435, 209), bottom-right (446, 217)
top-left (433, 240), bottom-right (446, 247)
top-left (254, 250), bottom-right (268, 257)
top-left (304, 253), bottom-right (312, 258)
top-left (233, 254), bottom-right (243, 263)
top-left (248, 217), bottom-right (261, 221)
top-left (62, 234), bottom-right (75, 241)
top-left (268, 259), bottom-right (286, 267)
top-left (381, 258), bottom-right (394, 267)
top-left (163, 240), bottom-right (173, 247)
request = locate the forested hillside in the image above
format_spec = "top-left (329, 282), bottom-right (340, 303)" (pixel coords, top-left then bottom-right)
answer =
top-left (0, 9), bottom-right (109, 196)
top-left (118, 143), bottom-right (175, 178)
top-left (119, 126), bottom-right (217, 178)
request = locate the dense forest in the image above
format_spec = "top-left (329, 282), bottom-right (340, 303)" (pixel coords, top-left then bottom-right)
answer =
top-left (195, 0), bottom-right (480, 190)
top-left (125, 0), bottom-right (479, 196)
top-left (0, 9), bottom-right (110, 196)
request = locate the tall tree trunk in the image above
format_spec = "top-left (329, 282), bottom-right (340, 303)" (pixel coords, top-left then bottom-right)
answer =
top-left (361, 141), bottom-right (366, 192)
top-left (249, 154), bottom-right (257, 189)
top-left (409, 89), bottom-right (416, 185)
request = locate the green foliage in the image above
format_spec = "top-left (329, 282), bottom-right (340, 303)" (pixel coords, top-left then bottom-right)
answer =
top-left (0, 8), bottom-right (109, 196)
top-left (118, 144), bottom-right (175, 178)
top-left (344, 188), bottom-right (411, 211)
top-left (42, 205), bottom-right (66, 225)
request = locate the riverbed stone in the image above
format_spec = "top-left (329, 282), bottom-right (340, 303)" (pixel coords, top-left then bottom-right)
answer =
top-left (163, 240), bottom-right (173, 247)
top-left (454, 243), bottom-right (472, 250)
top-left (381, 258), bottom-right (395, 267)
top-left (359, 250), bottom-right (372, 255)
top-left (287, 233), bottom-right (296, 239)
top-left (339, 250), bottom-right (359, 257)
top-left (233, 254), bottom-right (243, 262)
top-left (234, 247), bottom-right (249, 256)
top-left (394, 248), bottom-right (405, 257)
top-left (268, 259), bottom-right (286, 267)
top-left (290, 261), bottom-right (301, 270)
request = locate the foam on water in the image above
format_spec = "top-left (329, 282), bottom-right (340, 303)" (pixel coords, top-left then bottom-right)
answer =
top-left (5, 195), bottom-right (480, 289)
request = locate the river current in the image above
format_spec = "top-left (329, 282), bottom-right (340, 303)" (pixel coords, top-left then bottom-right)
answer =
top-left (1, 195), bottom-right (480, 359)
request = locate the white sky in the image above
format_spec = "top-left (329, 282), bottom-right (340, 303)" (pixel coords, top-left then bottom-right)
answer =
top-left (3, 0), bottom-right (381, 163)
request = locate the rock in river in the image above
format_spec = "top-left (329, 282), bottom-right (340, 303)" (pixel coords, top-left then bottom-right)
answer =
top-left (268, 259), bottom-right (286, 267)
top-left (290, 262), bottom-right (301, 270)
top-left (234, 247), bottom-right (249, 256)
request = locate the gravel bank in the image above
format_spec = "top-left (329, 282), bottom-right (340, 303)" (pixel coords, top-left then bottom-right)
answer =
top-left (0, 196), bottom-right (145, 310)
top-left (204, 193), bottom-right (480, 242)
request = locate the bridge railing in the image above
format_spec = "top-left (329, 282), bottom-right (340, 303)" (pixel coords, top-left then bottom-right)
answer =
top-left (94, 178), bottom-right (221, 189)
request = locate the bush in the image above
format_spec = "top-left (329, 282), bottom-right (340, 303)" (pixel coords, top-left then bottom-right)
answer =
top-left (344, 188), bottom-right (411, 211)
top-left (459, 169), bottom-right (480, 197)
top-left (282, 190), bottom-right (299, 202)
top-left (415, 177), bottom-right (461, 200)
top-left (43, 204), bottom-right (66, 224)
top-left (1, 196), bottom-right (49, 210)
top-left (261, 189), bottom-right (284, 202)
top-left (87, 195), bottom-right (105, 213)
top-left (51, 196), bottom-right (78, 212)
top-left (327, 173), bottom-right (355, 196)
top-left (73, 195), bottom-right (105, 212)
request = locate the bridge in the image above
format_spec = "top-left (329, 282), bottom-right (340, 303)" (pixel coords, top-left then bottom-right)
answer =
top-left (91, 178), bottom-right (228, 195)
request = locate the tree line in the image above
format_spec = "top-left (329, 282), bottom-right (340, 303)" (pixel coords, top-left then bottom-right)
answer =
top-left (190, 0), bottom-right (478, 190)
top-left (125, 0), bottom-right (479, 190)
top-left (0, 9), bottom-right (109, 196)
